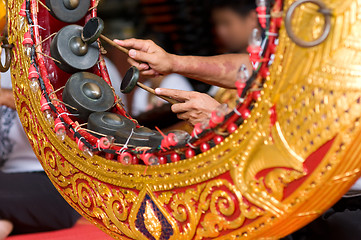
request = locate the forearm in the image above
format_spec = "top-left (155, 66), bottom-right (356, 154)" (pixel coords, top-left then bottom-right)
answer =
top-left (115, 39), bottom-right (252, 88)
top-left (171, 54), bottom-right (252, 89)
top-left (0, 89), bottom-right (16, 109)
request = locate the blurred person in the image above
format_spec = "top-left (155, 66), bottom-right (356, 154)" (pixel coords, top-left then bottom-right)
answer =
top-left (207, 0), bottom-right (259, 104)
top-left (0, 68), bottom-right (80, 239)
top-left (0, 2), bottom-right (80, 238)
top-left (211, 0), bottom-right (258, 53)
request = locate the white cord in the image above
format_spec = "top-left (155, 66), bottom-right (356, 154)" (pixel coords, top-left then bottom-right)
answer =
top-left (119, 128), bottom-right (134, 154)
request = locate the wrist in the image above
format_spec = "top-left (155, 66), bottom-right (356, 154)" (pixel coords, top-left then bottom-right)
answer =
top-left (169, 54), bottom-right (182, 74)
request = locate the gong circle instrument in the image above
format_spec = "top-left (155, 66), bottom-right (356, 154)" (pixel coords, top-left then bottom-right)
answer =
top-left (7, 0), bottom-right (361, 239)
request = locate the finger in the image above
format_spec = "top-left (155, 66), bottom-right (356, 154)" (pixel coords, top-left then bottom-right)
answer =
top-left (177, 113), bottom-right (190, 121)
top-left (155, 88), bottom-right (193, 102)
top-left (189, 118), bottom-right (201, 126)
top-left (171, 101), bottom-right (193, 113)
top-left (127, 58), bottom-right (141, 68)
top-left (139, 63), bottom-right (150, 70)
top-left (126, 58), bottom-right (149, 71)
top-left (114, 39), bottom-right (151, 52)
top-left (140, 69), bottom-right (159, 77)
top-left (129, 49), bottom-right (158, 65)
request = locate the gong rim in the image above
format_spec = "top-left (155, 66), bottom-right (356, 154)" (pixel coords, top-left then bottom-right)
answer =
top-left (121, 66), bottom-right (139, 94)
top-left (82, 17), bottom-right (105, 44)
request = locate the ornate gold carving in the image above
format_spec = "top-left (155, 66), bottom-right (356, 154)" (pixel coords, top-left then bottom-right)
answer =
top-left (7, 0), bottom-right (361, 239)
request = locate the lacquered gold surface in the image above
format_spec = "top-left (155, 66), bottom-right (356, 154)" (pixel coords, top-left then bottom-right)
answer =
top-left (7, 0), bottom-right (361, 239)
top-left (0, 0), bottom-right (6, 32)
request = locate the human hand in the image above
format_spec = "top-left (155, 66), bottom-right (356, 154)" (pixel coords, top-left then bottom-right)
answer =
top-left (155, 88), bottom-right (222, 125)
top-left (114, 39), bottom-right (175, 77)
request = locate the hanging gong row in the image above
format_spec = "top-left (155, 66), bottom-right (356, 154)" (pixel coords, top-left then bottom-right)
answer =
top-left (45, 0), bottom-right (165, 148)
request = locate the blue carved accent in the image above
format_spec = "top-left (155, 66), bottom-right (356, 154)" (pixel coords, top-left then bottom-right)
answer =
top-left (135, 194), bottom-right (174, 240)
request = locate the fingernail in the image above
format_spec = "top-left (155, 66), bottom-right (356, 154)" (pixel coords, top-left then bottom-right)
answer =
top-left (129, 49), bottom-right (136, 58)
top-left (114, 39), bottom-right (122, 44)
top-left (155, 88), bottom-right (161, 94)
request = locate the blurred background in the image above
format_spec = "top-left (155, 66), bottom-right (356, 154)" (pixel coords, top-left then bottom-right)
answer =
top-left (98, 0), bottom-right (217, 67)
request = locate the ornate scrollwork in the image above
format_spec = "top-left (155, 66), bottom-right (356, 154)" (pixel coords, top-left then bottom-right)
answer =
top-left (7, 0), bottom-right (361, 239)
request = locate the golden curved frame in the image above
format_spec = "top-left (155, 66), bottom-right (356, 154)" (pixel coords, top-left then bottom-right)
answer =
top-left (7, 0), bottom-right (361, 239)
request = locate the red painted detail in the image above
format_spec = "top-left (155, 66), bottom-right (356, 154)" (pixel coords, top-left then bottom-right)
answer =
top-left (255, 137), bottom-right (336, 200)
top-left (270, 105), bottom-right (277, 127)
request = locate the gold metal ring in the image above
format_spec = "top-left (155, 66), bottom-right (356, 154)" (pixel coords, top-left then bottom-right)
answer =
top-left (285, 0), bottom-right (332, 48)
